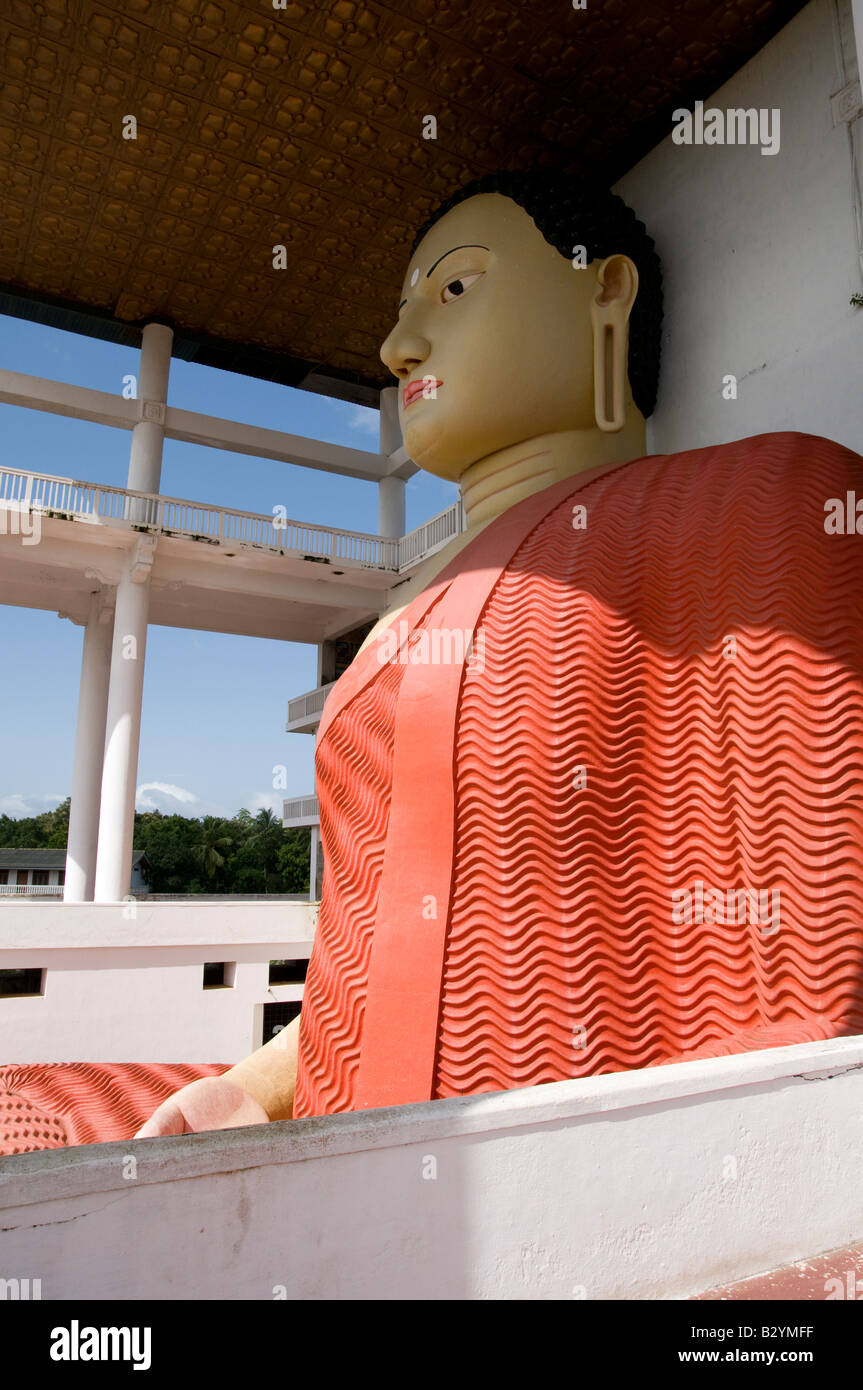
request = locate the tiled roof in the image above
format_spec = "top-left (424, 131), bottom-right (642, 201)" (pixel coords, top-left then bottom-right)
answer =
top-left (0, 1062), bottom-right (231, 1155)
top-left (0, 848), bottom-right (148, 868)
top-left (0, 0), bottom-right (806, 404)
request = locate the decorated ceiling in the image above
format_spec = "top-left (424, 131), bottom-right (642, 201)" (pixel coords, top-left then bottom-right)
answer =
top-left (0, 0), bottom-right (805, 404)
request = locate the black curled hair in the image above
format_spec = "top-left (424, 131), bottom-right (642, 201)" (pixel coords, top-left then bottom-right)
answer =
top-left (410, 170), bottom-right (663, 419)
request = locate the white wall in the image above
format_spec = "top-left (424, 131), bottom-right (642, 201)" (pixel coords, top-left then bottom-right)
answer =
top-left (2, 1035), bottom-right (862, 1300)
top-left (615, 0), bottom-right (863, 456)
top-left (0, 901), bottom-right (316, 1062)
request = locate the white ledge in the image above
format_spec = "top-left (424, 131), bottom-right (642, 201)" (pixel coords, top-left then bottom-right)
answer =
top-left (0, 899), bottom-right (318, 950)
top-left (3, 1034), bottom-right (862, 1211)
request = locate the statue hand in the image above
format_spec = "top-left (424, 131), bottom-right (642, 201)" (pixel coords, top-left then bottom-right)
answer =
top-left (133, 1076), bottom-right (270, 1137)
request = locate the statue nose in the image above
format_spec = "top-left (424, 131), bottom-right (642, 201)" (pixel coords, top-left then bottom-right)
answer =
top-left (380, 327), bottom-right (431, 380)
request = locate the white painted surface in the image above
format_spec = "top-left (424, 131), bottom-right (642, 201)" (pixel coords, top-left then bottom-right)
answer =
top-left (126, 323), bottom-right (172, 496)
top-left (65, 592), bottom-right (113, 902)
top-left (377, 475), bottom-right (406, 539)
top-left (0, 901), bottom-right (315, 1062)
top-left (616, 0), bottom-right (863, 457)
top-left (0, 367), bottom-right (400, 481)
top-left (1, 1035), bottom-right (861, 1300)
top-left (93, 566), bottom-right (151, 903)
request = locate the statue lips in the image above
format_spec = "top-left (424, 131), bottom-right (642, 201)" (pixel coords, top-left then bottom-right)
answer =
top-left (403, 378), bottom-right (442, 408)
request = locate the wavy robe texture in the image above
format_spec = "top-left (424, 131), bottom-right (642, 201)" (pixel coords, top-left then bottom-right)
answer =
top-left (293, 654), bottom-right (404, 1117)
top-left (294, 434), bottom-right (863, 1116)
top-left (0, 1062), bottom-right (231, 1154)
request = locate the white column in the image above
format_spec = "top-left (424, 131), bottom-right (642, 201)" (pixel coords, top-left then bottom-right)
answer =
top-left (853, 0), bottom-right (863, 78)
top-left (127, 323), bottom-right (172, 495)
top-left (92, 323), bottom-right (171, 900)
top-left (378, 476), bottom-right (405, 539)
top-left (308, 824), bottom-right (325, 902)
top-left (64, 591), bottom-right (113, 902)
top-left (378, 386), bottom-right (406, 539)
top-left (377, 391), bottom-right (403, 542)
top-left (93, 551), bottom-right (153, 902)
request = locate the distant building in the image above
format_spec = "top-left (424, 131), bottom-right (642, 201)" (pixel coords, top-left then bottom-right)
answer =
top-left (0, 849), bottom-right (150, 899)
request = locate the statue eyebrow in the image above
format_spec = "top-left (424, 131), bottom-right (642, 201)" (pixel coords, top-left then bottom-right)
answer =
top-left (398, 243), bottom-right (489, 310)
top-left (425, 244), bottom-right (489, 278)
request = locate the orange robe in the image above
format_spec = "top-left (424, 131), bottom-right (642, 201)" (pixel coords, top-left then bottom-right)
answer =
top-left (293, 432), bottom-right (863, 1117)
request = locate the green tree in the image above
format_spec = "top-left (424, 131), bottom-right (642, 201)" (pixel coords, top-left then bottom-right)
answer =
top-left (276, 830), bottom-right (311, 893)
top-left (2, 801), bottom-right (311, 895)
top-left (191, 817), bottom-right (233, 881)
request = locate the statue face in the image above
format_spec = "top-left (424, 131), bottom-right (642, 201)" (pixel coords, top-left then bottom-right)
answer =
top-left (380, 192), bottom-right (600, 480)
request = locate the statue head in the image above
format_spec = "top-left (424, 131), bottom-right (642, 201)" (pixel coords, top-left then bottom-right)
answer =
top-left (380, 171), bottom-right (663, 481)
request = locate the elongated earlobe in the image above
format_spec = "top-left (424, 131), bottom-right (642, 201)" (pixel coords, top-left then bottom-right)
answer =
top-left (591, 314), bottom-right (627, 431)
top-left (590, 256), bottom-right (638, 432)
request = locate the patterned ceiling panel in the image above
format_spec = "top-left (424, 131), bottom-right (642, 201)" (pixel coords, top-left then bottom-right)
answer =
top-left (0, 0), bottom-right (806, 403)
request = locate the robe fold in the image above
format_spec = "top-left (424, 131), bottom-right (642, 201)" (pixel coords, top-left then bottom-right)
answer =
top-left (293, 432), bottom-right (863, 1118)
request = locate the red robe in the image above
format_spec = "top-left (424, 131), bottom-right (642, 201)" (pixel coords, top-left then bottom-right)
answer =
top-left (293, 432), bottom-right (863, 1117)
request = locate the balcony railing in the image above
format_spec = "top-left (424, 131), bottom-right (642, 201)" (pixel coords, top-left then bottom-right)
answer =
top-left (0, 884), bottom-right (63, 897)
top-left (287, 683), bottom-right (335, 725)
top-left (283, 796), bottom-right (320, 826)
top-left (0, 468), bottom-right (463, 574)
top-left (0, 467), bottom-right (402, 569)
top-left (286, 683), bottom-right (336, 734)
top-left (397, 502), bottom-right (461, 570)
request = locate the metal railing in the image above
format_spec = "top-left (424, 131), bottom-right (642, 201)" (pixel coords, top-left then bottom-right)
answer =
top-left (397, 502), bottom-right (461, 570)
top-left (0, 467), bottom-right (463, 575)
top-left (283, 796), bottom-right (320, 824)
top-left (0, 467), bottom-right (403, 569)
top-left (287, 683), bottom-right (335, 725)
top-left (0, 884), bottom-right (63, 897)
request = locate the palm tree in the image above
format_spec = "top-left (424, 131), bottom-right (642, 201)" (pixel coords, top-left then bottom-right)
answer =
top-left (252, 808), bottom-right (281, 835)
top-left (191, 818), bottom-right (233, 880)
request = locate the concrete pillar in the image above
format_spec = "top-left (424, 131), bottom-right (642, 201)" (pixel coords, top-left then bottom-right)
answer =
top-left (853, 0), bottom-right (863, 77)
top-left (93, 554), bottom-right (153, 902)
top-left (378, 476), bottom-right (405, 540)
top-left (91, 322), bottom-right (170, 900)
top-left (64, 591), bottom-right (113, 902)
top-left (378, 385), bottom-right (402, 457)
top-left (309, 824), bottom-right (324, 903)
top-left (127, 323), bottom-right (172, 495)
top-left (127, 322), bottom-right (172, 524)
top-left (378, 386), bottom-right (406, 540)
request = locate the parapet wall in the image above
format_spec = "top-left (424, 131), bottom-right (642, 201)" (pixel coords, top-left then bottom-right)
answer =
top-left (0, 901), bottom-right (316, 1062)
top-left (1, 1035), bottom-right (862, 1300)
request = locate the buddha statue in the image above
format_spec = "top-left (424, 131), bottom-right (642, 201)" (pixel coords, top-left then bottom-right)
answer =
top-left (137, 171), bottom-right (863, 1137)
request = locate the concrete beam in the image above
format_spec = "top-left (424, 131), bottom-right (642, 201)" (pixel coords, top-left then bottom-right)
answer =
top-left (0, 368), bottom-right (137, 430)
top-left (0, 367), bottom-right (417, 481)
top-left (165, 405), bottom-right (394, 481)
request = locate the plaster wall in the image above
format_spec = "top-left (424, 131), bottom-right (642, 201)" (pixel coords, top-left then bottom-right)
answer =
top-left (1, 1035), bottom-right (861, 1300)
top-left (0, 902), bottom-right (315, 1062)
top-left (615, 0), bottom-right (863, 456)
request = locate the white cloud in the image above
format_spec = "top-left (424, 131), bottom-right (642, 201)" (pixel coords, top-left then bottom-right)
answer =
top-left (136, 782), bottom-right (199, 810)
top-left (0, 792), bottom-right (66, 816)
top-left (0, 793), bottom-right (37, 816)
top-left (244, 791), bottom-right (284, 817)
top-left (345, 404), bottom-right (379, 437)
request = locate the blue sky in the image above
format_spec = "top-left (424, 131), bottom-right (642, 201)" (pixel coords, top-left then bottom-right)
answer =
top-left (0, 313), bottom-right (456, 822)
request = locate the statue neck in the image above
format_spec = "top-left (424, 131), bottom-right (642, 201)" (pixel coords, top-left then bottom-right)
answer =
top-left (459, 413), bottom-right (647, 530)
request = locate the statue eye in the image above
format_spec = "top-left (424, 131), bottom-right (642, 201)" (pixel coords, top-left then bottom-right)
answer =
top-left (440, 272), bottom-right (483, 303)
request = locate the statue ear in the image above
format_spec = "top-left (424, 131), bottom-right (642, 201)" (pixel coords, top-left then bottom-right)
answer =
top-left (590, 255), bottom-right (639, 432)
